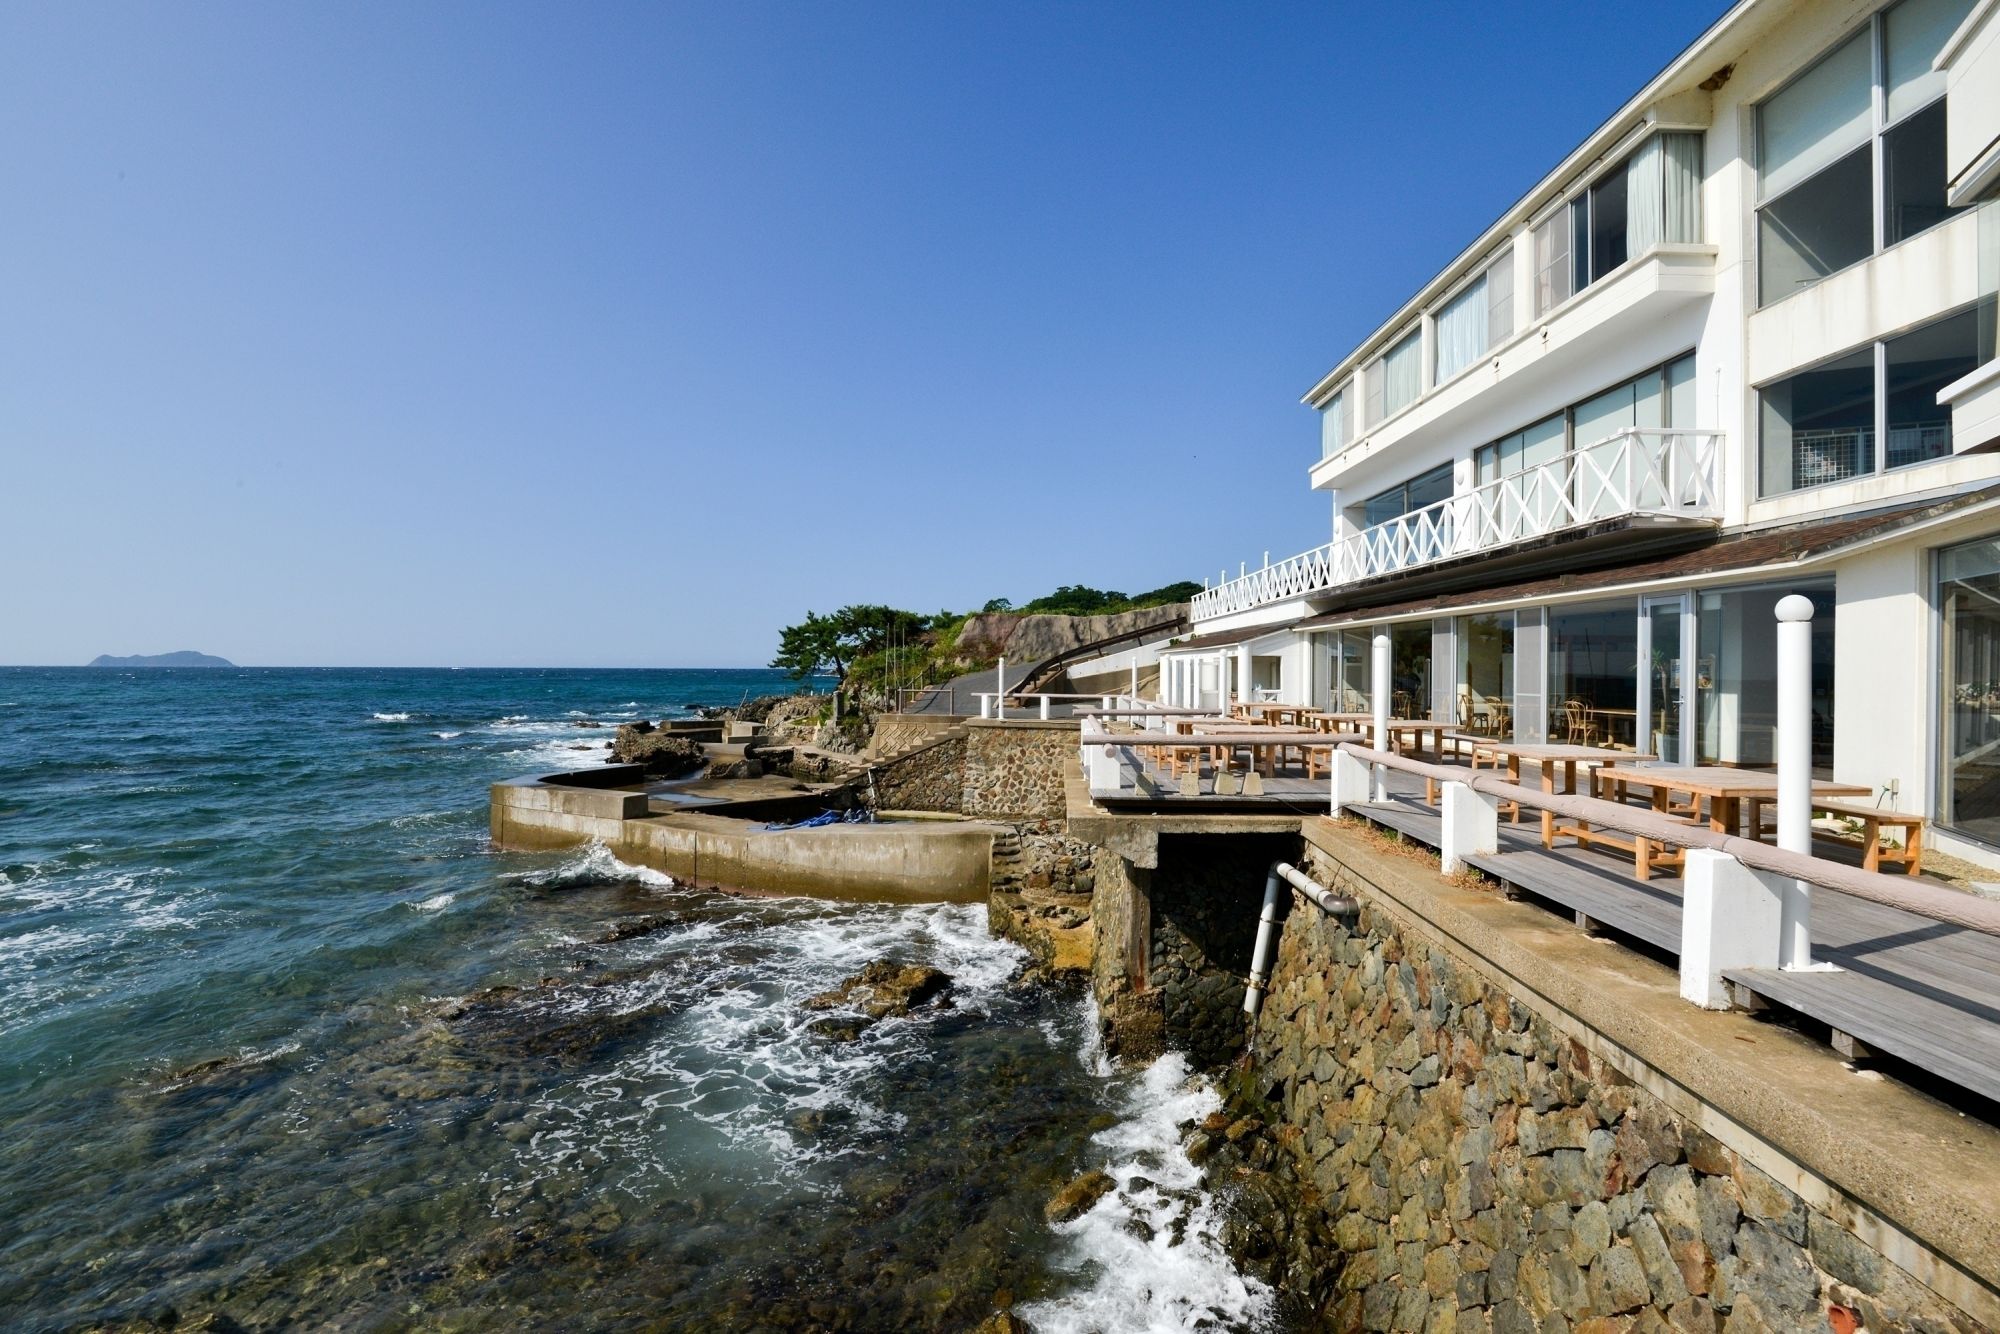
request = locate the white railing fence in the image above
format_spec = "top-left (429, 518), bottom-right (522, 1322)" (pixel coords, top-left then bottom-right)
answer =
top-left (1191, 428), bottom-right (1722, 622)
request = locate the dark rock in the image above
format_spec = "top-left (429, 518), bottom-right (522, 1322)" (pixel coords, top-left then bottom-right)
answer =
top-left (804, 961), bottom-right (954, 1020)
top-left (609, 722), bottom-right (704, 777)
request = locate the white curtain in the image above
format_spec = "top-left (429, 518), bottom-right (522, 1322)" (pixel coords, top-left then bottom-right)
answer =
top-left (1627, 137), bottom-right (1664, 258)
top-left (1382, 329), bottom-right (1423, 416)
top-left (1434, 277), bottom-right (1487, 383)
top-left (1662, 133), bottom-right (1702, 243)
top-left (1760, 29), bottom-right (1870, 200)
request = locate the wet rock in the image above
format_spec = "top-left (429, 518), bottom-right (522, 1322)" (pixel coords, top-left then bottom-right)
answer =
top-left (969, 1313), bottom-right (1029, 1334)
top-left (609, 722), bottom-right (704, 777)
top-left (1044, 1169), bottom-right (1115, 1223)
top-left (591, 914), bottom-right (678, 944)
top-left (805, 960), bottom-right (954, 1020)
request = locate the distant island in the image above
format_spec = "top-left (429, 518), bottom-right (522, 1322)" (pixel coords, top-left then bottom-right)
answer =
top-left (88, 651), bottom-right (235, 668)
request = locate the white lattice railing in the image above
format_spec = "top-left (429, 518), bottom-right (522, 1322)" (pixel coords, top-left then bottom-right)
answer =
top-left (1191, 428), bottom-right (1723, 622)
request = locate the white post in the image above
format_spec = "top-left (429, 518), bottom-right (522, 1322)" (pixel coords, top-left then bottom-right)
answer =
top-left (1371, 628), bottom-right (1391, 802)
top-left (1131, 660), bottom-right (1139, 702)
top-left (1039, 694), bottom-right (1051, 721)
top-left (996, 656), bottom-right (1006, 722)
top-left (1332, 749), bottom-right (1371, 816)
top-left (1775, 594), bottom-right (1815, 970)
top-left (1679, 849), bottom-right (1785, 1008)
top-left (1441, 781), bottom-right (1499, 875)
top-left (1236, 643), bottom-right (1252, 708)
top-left (1215, 652), bottom-right (1227, 712)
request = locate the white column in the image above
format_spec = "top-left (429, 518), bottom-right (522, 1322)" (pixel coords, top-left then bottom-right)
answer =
top-left (1216, 652), bottom-right (1227, 712)
top-left (1680, 849), bottom-right (1785, 1008)
top-left (1441, 781), bottom-right (1499, 875)
top-left (1775, 594), bottom-right (1815, 970)
top-left (1039, 694), bottom-right (1051, 720)
top-left (1236, 643), bottom-right (1253, 707)
top-left (996, 656), bottom-right (1006, 721)
top-left (1371, 628), bottom-right (1391, 802)
top-left (1131, 660), bottom-right (1140, 702)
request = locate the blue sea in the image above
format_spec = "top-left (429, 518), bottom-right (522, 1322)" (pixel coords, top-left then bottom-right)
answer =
top-left (0, 667), bottom-right (1268, 1332)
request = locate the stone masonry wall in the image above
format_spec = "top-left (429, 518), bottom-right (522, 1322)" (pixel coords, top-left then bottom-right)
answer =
top-left (961, 721), bottom-right (1073, 821)
top-left (869, 734), bottom-right (966, 813)
top-left (1234, 838), bottom-right (1980, 1333)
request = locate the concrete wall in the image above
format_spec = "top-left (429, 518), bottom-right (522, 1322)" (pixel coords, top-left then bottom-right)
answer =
top-left (490, 777), bottom-right (994, 903)
top-left (962, 719), bottom-right (1075, 821)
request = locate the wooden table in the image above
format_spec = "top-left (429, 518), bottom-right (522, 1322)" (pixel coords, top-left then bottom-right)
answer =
top-left (1572, 765), bottom-right (1871, 881)
top-left (1452, 740), bottom-right (1652, 840)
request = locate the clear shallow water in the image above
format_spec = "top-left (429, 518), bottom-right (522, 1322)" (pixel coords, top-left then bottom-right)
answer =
top-left (0, 668), bottom-right (1269, 1332)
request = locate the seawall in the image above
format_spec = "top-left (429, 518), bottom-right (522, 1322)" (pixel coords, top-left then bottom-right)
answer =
top-left (1074, 776), bottom-right (2000, 1330)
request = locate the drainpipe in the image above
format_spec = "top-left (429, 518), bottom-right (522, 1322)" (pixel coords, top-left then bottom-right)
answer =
top-left (1244, 861), bottom-right (1359, 1029)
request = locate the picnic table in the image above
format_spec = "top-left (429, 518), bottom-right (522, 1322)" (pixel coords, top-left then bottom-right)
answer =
top-left (1579, 765), bottom-right (1871, 880)
top-left (1448, 739), bottom-right (1653, 844)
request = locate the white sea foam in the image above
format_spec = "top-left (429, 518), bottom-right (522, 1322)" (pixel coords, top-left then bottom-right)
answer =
top-left (494, 898), bottom-right (1029, 1203)
top-left (516, 843), bottom-right (676, 892)
top-left (498, 736), bottom-right (615, 770)
top-left (1019, 1052), bottom-right (1275, 1334)
top-left (410, 892), bottom-right (456, 912)
top-left (371, 712), bottom-right (411, 722)
top-left (433, 731), bottom-right (463, 739)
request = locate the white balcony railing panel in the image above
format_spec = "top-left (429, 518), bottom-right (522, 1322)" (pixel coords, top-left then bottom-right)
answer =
top-left (1191, 429), bottom-right (1722, 622)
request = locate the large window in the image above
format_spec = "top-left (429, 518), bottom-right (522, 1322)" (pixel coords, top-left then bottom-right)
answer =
top-left (1696, 583), bottom-right (1835, 771)
top-left (1534, 132), bottom-right (1704, 316)
top-left (1474, 353), bottom-right (1697, 487)
top-left (1361, 462), bottom-right (1453, 529)
top-left (1756, 0), bottom-right (1974, 304)
top-left (1456, 613), bottom-right (1515, 739)
top-left (1548, 602), bottom-right (1640, 749)
top-left (1380, 327), bottom-right (1424, 419)
top-left (1390, 623), bottom-right (1432, 719)
top-left (1435, 250), bottom-right (1515, 384)
top-left (1758, 298), bottom-right (1996, 495)
top-left (1320, 382), bottom-right (1354, 459)
top-left (1940, 538), bottom-right (2000, 845)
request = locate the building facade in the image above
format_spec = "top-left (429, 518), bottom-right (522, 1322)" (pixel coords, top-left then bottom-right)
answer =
top-left (1163, 0), bottom-right (2000, 864)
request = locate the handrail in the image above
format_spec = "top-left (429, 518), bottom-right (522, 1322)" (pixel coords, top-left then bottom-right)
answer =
top-left (1339, 743), bottom-right (2000, 939)
top-left (1192, 428), bottom-right (1723, 622)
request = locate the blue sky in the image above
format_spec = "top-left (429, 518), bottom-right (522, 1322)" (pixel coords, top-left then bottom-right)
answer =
top-left (1, 1), bottom-right (1727, 667)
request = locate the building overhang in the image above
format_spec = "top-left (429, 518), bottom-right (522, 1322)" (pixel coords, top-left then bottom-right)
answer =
top-left (1943, 358), bottom-right (2000, 456)
top-left (1310, 246), bottom-right (1717, 493)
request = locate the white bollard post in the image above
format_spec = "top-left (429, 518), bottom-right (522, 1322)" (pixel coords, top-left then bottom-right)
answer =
top-left (1371, 629), bottom-right (1391, 802)
top-left (1441, 781), bottom-right (1499, 875)
top-left (996, 656), bottom-right (1006, 722)
top-left (1679, 849), bottom-right (1785, 1007)
top-left (1775, 594), bottom-right (1816, 970)
top-left (1236, 643), bottom-right (1252, 709)
top-left (1131, 661), bottom-right (1139, 702)
top-left (1039, 695), bottom-right (1051, 721)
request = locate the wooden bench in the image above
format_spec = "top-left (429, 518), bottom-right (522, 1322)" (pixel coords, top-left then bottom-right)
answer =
top-left (1742, 796), bottom-right (1924, 875)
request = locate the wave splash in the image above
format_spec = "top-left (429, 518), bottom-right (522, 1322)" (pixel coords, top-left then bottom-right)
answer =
top-left (1020, 1052), bottom-right (1276, 1334)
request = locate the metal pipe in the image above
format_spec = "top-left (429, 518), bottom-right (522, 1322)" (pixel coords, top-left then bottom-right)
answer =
top-left (1244, 861), bottom-right (1359, 1026)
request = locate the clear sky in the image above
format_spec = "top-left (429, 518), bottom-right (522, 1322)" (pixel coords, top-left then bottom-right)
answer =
top-left (1, 1), bottom-right (1728, 667)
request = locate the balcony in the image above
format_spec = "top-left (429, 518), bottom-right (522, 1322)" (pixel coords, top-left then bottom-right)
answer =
top-left (1193, 428), bottom-right (1722, 623)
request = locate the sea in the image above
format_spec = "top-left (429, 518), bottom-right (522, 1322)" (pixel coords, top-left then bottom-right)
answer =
top-left (0, 667), bottom-right (1272, 1333)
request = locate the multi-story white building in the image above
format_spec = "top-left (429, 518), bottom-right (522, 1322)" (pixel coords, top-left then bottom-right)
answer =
top-left (1161, 0), bottom-right (2000, 864)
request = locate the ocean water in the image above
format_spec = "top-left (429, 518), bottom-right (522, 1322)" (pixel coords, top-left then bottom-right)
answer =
top-left (0, 667), bottom-right (1270, 1332)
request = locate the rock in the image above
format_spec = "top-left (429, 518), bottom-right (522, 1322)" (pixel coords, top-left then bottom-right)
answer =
top-left (609, 722), bottom-right (705, 777)
top-left (804, 961), bottom-right (953, 1021)
top-left (969, 1313), bottom-right (1029, 1334)
top-left (1045, 1169), bottom-right (1115, 1224)
top-left (1588, 1242), bottom-right (1652, 1313)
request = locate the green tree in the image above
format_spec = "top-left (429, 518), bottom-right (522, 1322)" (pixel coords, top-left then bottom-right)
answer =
top-left (770, 611), bottom-right (848, 682)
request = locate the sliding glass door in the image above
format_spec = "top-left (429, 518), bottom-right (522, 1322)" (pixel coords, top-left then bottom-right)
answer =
top-left (1639, 596), bottom-right (1691, 763)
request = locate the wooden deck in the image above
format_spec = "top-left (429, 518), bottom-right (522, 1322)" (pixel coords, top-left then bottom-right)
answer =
top-left (1089, 747), bottom-right (2000, 1110)
top-left (1345, 785), bottom-right (2000, 1109)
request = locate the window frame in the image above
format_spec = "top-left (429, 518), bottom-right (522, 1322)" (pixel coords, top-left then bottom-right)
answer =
top-left (1361, 461), bottom-right (1455, 530)
top-left (1753, 0), bottom-right (1970, 307)
top-left (1473, 350), bottom-right (1699, 483)
top-left (1754, 295), bottom-right (1996, 497)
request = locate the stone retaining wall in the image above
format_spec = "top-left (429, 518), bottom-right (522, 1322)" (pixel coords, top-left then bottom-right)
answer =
top-left (1226, 832), bottom-right (1987, 1331)
top-left (962, 720), bottom-right (1074, 821)
top-left (870, 734), bottom-right (966, 813)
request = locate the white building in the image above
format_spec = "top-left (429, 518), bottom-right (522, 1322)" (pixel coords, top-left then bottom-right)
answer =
top-left (1161, 0), bottom-right (2000, 866)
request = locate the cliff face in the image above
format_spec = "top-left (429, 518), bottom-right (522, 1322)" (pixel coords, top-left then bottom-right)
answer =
top-left (953, 607), bottom-right (1185, 664)
top-left (88, 651), bottom-right (235, 668)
